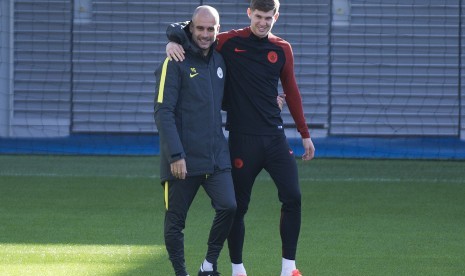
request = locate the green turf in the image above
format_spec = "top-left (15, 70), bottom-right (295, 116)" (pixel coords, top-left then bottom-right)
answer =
top-left (0, 155), bottom-right (464, 275)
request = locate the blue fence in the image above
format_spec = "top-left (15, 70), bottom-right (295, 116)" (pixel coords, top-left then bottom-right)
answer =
top-left (1, 135), bottom-right (464, 160)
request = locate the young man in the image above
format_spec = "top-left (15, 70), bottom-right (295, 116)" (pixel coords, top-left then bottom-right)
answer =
top-left (155, 6), bottom-right (237, 276)
top-left (166, 1), bottom-right (315, 275)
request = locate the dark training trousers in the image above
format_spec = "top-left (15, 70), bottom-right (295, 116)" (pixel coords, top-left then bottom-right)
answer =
top-left (164, 169), bottom-right (236, 276)
top-left (227, 132), bottom-right (302, 263)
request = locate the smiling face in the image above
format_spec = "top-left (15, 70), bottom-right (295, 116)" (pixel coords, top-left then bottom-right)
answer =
top-left (190, 7), bottom-right (220, 56)
top-left (247, 8), bottom-right (279, 38)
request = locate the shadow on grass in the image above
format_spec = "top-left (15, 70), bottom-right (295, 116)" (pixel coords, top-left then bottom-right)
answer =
top-left (0, 174), bottom-right (173, 275)
top-left (0, 168), bottom-right (221, 275)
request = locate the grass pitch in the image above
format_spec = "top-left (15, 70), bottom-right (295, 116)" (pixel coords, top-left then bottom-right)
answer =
top-left (0, 155), bottom-right (464, 275)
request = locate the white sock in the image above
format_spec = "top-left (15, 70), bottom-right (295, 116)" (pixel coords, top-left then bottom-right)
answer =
top-left (232, 263), bottom-right (247, 275)
top-left (201, 259), bottom-right (213, 272)
top-left (281, 258), bottom-right (296, 275)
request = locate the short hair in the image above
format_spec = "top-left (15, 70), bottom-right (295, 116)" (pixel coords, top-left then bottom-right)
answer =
top-left (249, 0), bottom-right (280, 14)
top-left (192, 5), bottom-right (220, 25)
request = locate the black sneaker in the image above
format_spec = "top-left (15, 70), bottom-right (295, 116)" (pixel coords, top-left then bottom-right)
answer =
top-left (198, 270), bottom-right (220, 276)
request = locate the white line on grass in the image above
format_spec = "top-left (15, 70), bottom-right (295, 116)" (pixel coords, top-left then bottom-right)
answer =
top-left (1, 172), bottom-right (464, 184)
top-left (0, 172), bottom-right (159, 179)
top-left (256, 175), bottom-right (465, 184)
top-left (298, 177), bottom-right (465, 184)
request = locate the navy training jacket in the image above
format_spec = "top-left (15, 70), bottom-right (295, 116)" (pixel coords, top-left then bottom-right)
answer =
top-left (154, 34), bottom-right (230, 182)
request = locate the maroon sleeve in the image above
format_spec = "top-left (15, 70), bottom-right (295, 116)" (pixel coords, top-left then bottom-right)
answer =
top-left (279, 40), bottom-right (310, 138)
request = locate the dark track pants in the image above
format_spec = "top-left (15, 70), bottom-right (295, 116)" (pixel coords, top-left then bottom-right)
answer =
top-left (227, 132), bottom-right (302, 263)
top-left (164, 169), bottom-right (236, 276)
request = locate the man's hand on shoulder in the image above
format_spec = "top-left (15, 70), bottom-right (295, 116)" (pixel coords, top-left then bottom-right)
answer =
top-left (166, 42), bottom-right (185, 62)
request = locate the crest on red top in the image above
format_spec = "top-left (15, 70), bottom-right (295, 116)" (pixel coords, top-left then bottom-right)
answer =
top-left (267, 51), bottom-right (278, 63)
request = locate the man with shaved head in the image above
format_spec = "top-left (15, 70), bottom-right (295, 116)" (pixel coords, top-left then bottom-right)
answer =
top-left (155, 5), bottom-right (236, 276)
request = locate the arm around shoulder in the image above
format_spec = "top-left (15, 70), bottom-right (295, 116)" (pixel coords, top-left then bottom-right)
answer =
top-left (166, 21), bottom-right (190, 61)
top-left (166, 21), bottom-right (190, 46)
